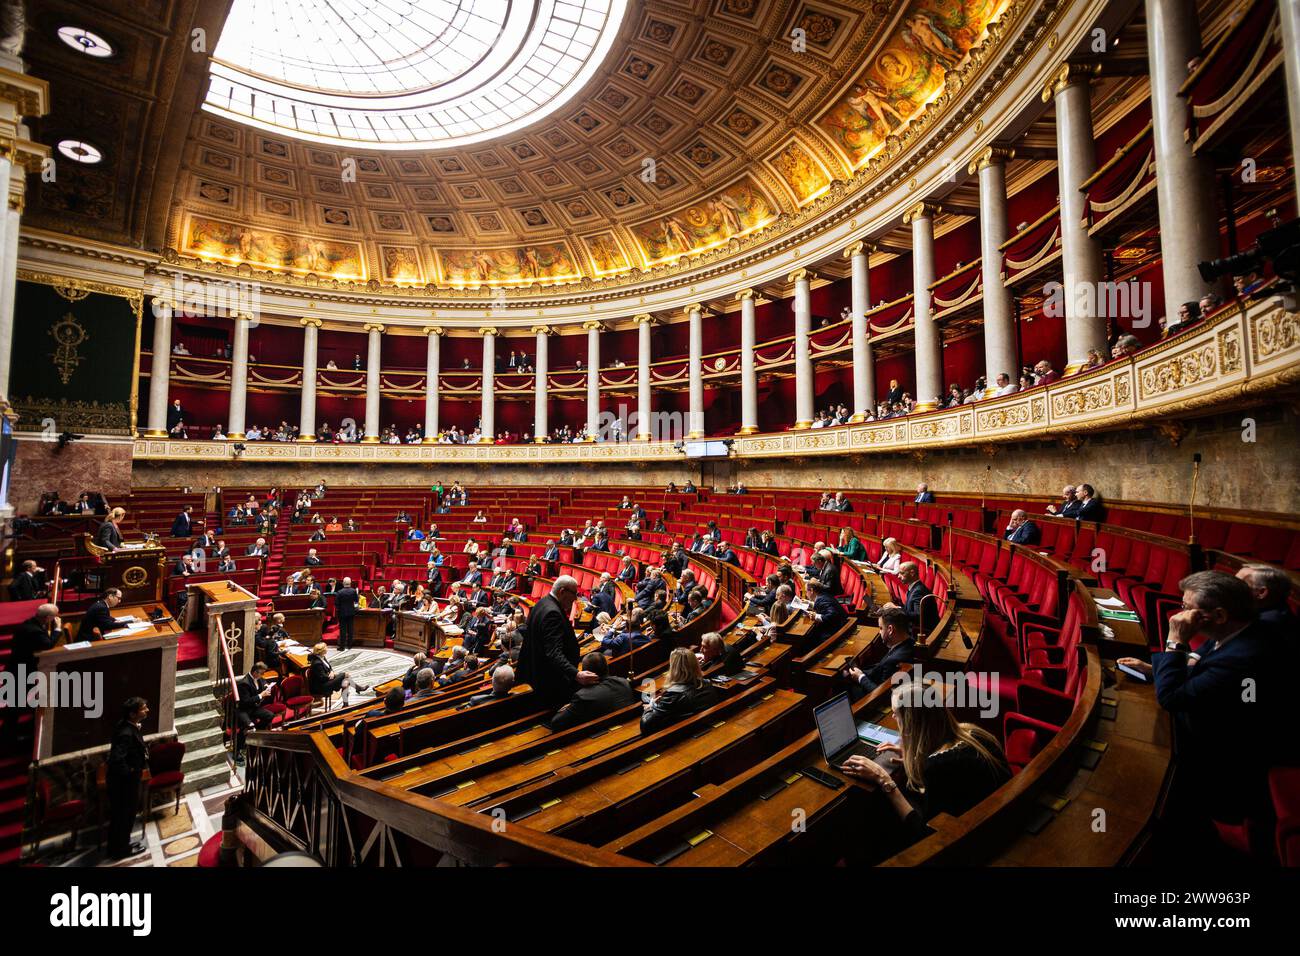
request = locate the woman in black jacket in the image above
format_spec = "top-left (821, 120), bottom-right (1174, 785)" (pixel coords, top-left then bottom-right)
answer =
top-left (839, 679), bottom-right (1011, 840)
top-left (640, 647), bottom-right (720, 735)
top-left (307, 643), bottom-right (368, 699)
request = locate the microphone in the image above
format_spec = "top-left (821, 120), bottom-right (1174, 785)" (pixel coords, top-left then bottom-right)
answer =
top-left (1188, 452), bottom-right (1202, 545)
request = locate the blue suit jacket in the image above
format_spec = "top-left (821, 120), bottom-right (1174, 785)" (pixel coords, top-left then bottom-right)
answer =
top-left (1006, 521), bottom-right (1042, 545)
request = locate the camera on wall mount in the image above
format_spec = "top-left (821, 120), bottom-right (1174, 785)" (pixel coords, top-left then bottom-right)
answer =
top-left (232, 442), bottom-right (247, 456)
top-left (1198, 212), bottom-right (1300, 288)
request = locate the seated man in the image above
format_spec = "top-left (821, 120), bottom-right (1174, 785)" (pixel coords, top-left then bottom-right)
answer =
top-left (464, 665), bottom-right (515, 707)
top-left (1118, 571), bottom-right (1278, 832)
top-left (547, 652), bottom-right (639, 731)
top-left (255, 613), bottom-right (289, 671)
top-left (846, 607), bottom-right (915, 700)
top-left (246, 537), bottom-right (270, 557)
top-left (234, 663), bottom-right (276, 761)
top-left (806, 578), bottom-right (848, 641)
top-left (1004, 509), bottom-right (1041, 545)
top-left (885, 562), bottom-right (932, 632)
top-left (409, 667), bottom-right (438, 700)
top-left (304, 548), bottom-right (323, 567)
top-left (401, 653), bottom-right (429, 693)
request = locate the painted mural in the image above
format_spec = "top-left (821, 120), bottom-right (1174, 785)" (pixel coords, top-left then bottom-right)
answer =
top-left (817, 0), bottom-right (1011, 168)
top-left (183, 215), bottom-right (365, 279)
top-left (631, 176), bottom-right (775, 264)
top-left (436, 241), bottom-right (580, 285)
top-left (583, 232), bottom-right (632, 274)
top-left (770, 140), bottom-right (833, 204)
top-left (380, 245), bottom-right (424, 283)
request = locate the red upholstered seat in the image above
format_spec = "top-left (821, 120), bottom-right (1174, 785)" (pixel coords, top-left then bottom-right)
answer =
top-left (147, 740), bottom-right (187, 815)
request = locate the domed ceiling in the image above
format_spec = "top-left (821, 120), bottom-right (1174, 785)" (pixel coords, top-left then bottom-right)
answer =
top-left (25, 0), bottom-right (1015, 291)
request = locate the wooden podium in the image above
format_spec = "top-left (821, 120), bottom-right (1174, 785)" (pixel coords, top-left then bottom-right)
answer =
top-left (353, 608), bottom-right (389, 648)
top-left (186, 580), bottom-right (259, 679)
top-left (76, 535), bottom-right (167, 604)
top-left (34, 603), bottom-right (180, 759)
top-left (394, 611), bottom-right (444, 655)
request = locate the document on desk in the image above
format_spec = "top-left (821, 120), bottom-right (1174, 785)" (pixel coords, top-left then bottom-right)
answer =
top-left (1095, 596), bottom-right (1128, 609)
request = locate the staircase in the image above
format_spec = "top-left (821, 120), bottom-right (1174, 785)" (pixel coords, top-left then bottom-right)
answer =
top-left (255, 518), bottom-right (292, 612)
top-left (173, 668), bottom-right (234, 793)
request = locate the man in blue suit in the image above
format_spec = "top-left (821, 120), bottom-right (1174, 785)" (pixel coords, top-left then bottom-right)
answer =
top-left (884, 562), bottom-right (933, 632)
top-left (914, 483), bottom-right (935, 503)
top-left (1119, 571), bottom-right (1278, 827)
top-left (1004, 509), bottom-right (1042, 546)
top-left (806, 579), bottom-right (848, 641)
top-left (846, 607), bottom-right (915, 700)
top-left (170, 506), bottom-right (193, 538)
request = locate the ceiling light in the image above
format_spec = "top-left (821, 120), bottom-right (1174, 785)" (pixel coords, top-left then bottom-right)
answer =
top-left (57, 26), bottom-right (115, 57)
top-left (57, 140), bottom-right (103, 164)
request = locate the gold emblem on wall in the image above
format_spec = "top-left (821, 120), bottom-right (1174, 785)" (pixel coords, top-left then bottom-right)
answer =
top-left (122, 566), bottom-right (148, 588)
top-left (49, 312), bottom-right (89, 384)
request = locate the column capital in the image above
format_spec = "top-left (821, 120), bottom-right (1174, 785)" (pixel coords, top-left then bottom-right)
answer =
top-left (478, 326), bottom-right (498, 336)
top-left (632, 313), bottom-right (657, 325)
top-left (788, 268), bottom-right (816, 284)
top-left (683, 303), bottom-right (704, 318)
top-left (363, 322), bottom-right (385, 333)
top-left (734, 289), bottom-right (756, 302)
top-left (581, 320), bottom-right (605, 332)
top-left (529, 324), bottom-right (553, 335)
top-left (1041, 60), bottom-right (1100, 103)
top-left (234, 311), bottom-right (254, 324)
top-left (299, 317), bottom-right (323, 329)
top-left (903, 201), bottom-right (940, 225)
top-left (421, 325), bottom-right (445, 336)
top-left (844, 240), bottom-right (876, 259)
top-left (967, 145), bottom-right (1015, 174)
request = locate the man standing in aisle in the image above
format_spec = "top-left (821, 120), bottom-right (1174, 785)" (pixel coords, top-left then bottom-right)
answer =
top-left (335, 576), bottom-right (359, 650)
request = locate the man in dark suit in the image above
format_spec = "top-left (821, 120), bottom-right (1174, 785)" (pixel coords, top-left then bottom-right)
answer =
top-left (543, 539), bottom-right (560, 565)
top-left (1074, 484), bottom-right (1104, 521)
top-left (806, 579), bottom-right (848, 641)
top-left (255, 613), bottom-right (288, 669)
top-left (846, 607), bottom-right (915, 700)
top-left (10, 560), bottom-right (45, 601)
top-left (246, 537), bottom-right (270, 557)
top-left (170, 506), bottom-right (193, 538)
top-left (106, 697), bottom-right (149, 859)
top-left (517, 575), bottom-right (596, 708)
top-left (335, 577), bottom-right (359, 650)
top-left (166, 399), bottom-right (185, 433)
top-left (1236, 564), bottom-right (1297, 653)
top-left (304, 548), bottom-right (323, 567)
top-left (1004, 509), bottom-right (1042, 546)
top-left (234, 663), bottom-right (275, 762)
top-left (1120, 571), bottom-right (1278, 829)
top-left (83, 588), bottom-right (128, 638)
top-left (0, 605), bottom-right (62, 745)
top-left (464, 665), bottom-right (515, 707)
top-left (813, 550), bottom-right (841, 595)
top-left (1045, 485), bottom-right (1078, 517)
top-left (96, 508), bottom-right (126, 550)
top-left (889, 563), bottom-right (933, 632)
top-left (914, 483), bottom-right (935, 504)
top-left (547, 651), bottom-right (639, 731)
top-left (426, 564), bottom-right (444, 596)
top-left (585, 580), bottom-right (617, 621)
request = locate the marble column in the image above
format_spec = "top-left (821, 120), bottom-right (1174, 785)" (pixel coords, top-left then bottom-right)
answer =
top-left (904, 203), bottom-right (942, 411)
top-left (1283, 0), bottom-right (1300, 196)
top-left (227, 312), bottom-right (252, 440)
top-left (791, 269), bottom-right (815, 428)
top-left (421, 326), bottom-right (442, 442)
top-left (686, 303), bottom-right (704, 438)
top-left (584, 320), bottom-right (602, 441)
top-left (361, 323), bottom-right (383, 443)
top-left (532, 325), bottom-right (549, 442)
top-left (970, 147), bottom-right (1017, 393)
top-left (736, 290), bottom-right (759, 434)
top-left (144, 298), bottom-right (173, 437)
top-left (297, 317), bottom-right (321, 441)
top-left (1146, 0), bottom-right (1219, 313)
top-left (0, 65), bottom-right (48, 407)
top-left (845, 243), bottom-right (875, 421)
top-left (1043, 63), bottom-right (1108, 370)
top-left (479, 326), bottom-right (496, 442)
top-left (634, 314), bottom-right (653, 440)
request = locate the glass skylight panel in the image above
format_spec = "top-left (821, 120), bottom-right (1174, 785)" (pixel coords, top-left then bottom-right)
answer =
top-left (204, 0), bottom-right (624, 148)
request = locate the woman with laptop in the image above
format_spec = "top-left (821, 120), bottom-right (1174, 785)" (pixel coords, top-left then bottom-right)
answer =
top-left (838, 679), bottom-right (1010, 838)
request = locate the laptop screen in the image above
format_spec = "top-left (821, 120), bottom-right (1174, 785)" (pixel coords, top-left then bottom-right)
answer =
top-left (814, 693), bottom-right (857, 764)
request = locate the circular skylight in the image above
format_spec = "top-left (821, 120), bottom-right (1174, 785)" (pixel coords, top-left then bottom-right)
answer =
top-left (203, 0), bottom-right (627, 149)
top-left (57, 140), bottom-right (103, 164)
top-left (57, 26), bottom-right (115, 57)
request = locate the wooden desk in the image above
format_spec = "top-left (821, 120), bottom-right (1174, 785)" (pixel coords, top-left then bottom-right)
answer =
top-left (395, 611), bottom-right (444, 655)
top-left (353, 608), bottom-right (389, 648)
top-left (279, 608), bottom-right (325, 647)
top-left (1091, 587), bottom-right (1148, 655)
top-left (35, 603), bottom-right (180, 759)
top-left (186, 580), bottom-right (259, 679)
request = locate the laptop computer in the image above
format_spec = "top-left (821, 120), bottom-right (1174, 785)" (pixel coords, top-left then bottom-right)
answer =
top-left (814, 693), bottom-right (881, 767)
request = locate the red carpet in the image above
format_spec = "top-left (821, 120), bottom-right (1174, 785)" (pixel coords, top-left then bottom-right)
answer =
top-left (178, 630), bottom-right (208, 669)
